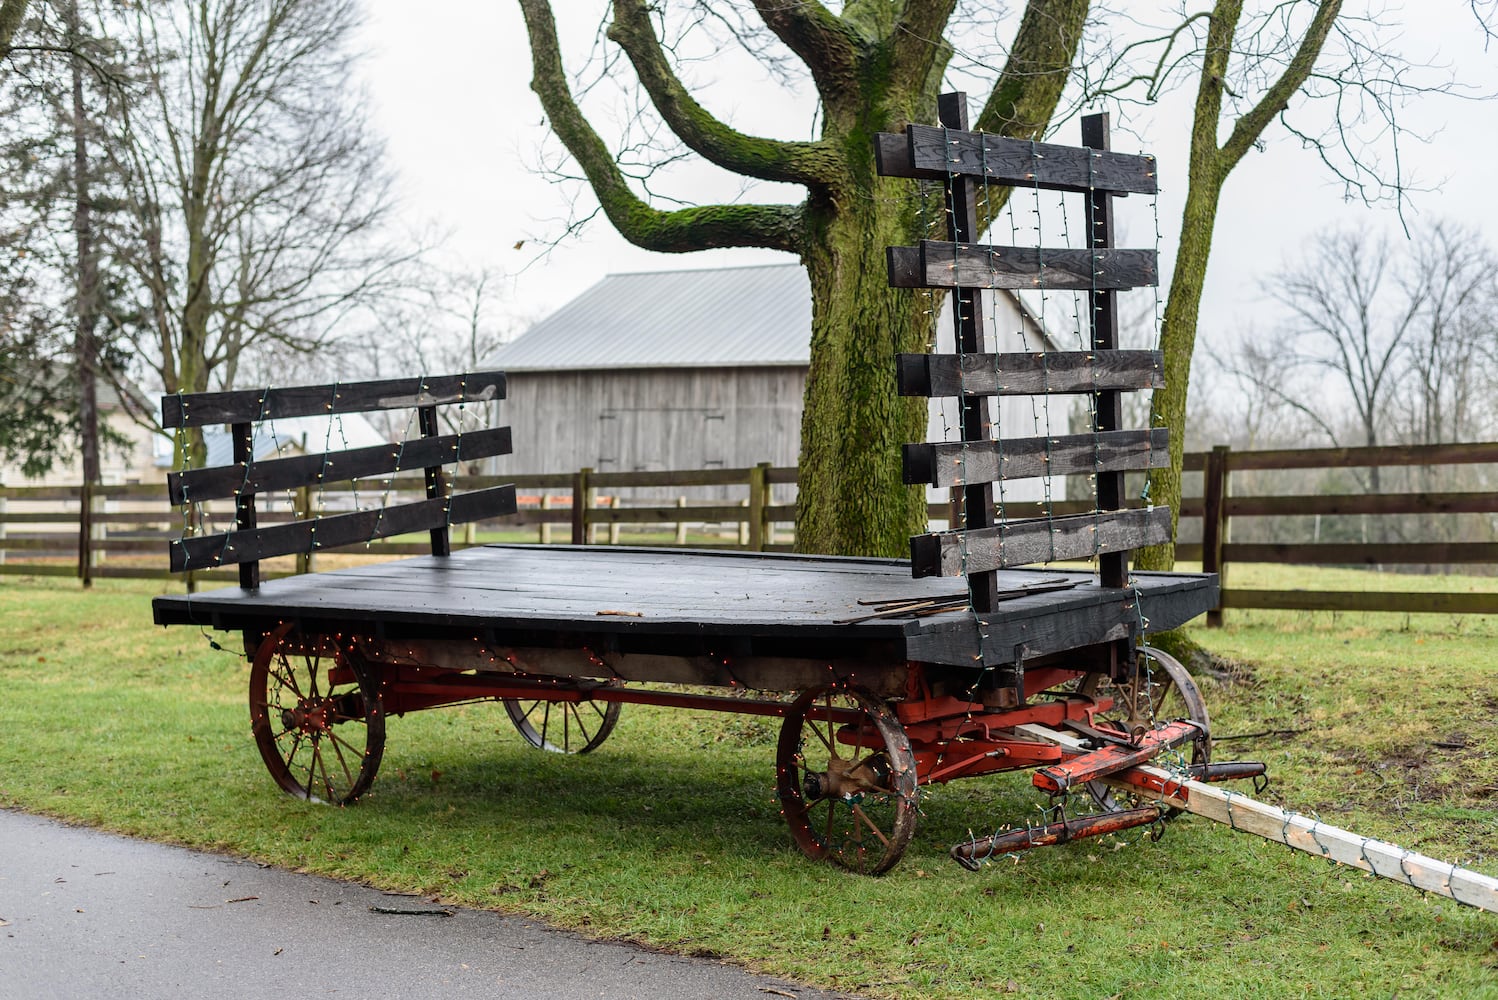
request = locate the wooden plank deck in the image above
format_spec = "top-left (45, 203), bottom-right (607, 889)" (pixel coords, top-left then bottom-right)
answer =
top-left (152, 545), bottom-right (1216, 671)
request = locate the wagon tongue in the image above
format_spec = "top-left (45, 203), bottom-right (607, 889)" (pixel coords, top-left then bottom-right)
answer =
top-left (1030, 719), bottom-right (1203, 795)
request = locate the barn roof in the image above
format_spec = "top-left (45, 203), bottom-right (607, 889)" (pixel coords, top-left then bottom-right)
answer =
top-left (489, 262), bottom-right (1063, 373)
top-left (490, 264), bottom-right (811, 372)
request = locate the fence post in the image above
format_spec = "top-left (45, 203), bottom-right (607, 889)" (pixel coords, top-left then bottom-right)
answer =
top-left (540, 493), bottom-right (553, 544)
top-left (748, 462), bottom-right (770, 551)
top-left (1202, 444), bottom-right (1230, 627)
top-left (295, 485), bottom-right (314, 575)
top-left (674, 497), bottom-right (687, 545)
top-left (571, 467), bottom-right (592, 546)
top-left (78, 480), bottom-right (94, 587)
top-left (0, 491), bottom-right (7, 566)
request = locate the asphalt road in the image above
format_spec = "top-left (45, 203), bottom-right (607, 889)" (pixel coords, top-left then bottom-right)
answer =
top-left (0, 809), bottom-right (857, 1000)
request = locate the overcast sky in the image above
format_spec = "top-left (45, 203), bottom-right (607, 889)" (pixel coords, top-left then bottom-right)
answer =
top-left (355, 3), bottom-right (1498, 353)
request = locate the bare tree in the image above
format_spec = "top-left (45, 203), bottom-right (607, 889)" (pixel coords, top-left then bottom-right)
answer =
top-left (1398, 221), bottom-right (1498, 447)
top-left (111, 0), bottom-right (410, 464)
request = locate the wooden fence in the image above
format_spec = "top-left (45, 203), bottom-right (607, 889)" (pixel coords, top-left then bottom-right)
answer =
top-left (1176, 442), bottom-right (1498, 623)
top-left (6, 443), bottom-right (1498, 619)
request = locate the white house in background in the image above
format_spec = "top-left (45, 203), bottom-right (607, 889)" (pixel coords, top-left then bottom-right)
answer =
top-left (0, 379), bottom-right (160, 487)
top-left (485, 262), bottom-right (1072, 502)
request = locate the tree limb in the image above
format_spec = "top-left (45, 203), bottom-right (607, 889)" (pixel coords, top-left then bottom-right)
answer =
top-left (518, 0), bottom-right (803, 254)
top-left (608, 0), bottom-right (838, 186)
top-left (1219, 0), bottom-right (1341, 170)
top-left (890, 0), bottom-right (957, 101)
top-left (973, 0), bottom-right (1090, 139)
top-left (749, 0), bottom-right (858, 102)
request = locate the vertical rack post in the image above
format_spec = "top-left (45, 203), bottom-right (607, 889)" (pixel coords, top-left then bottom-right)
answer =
top-left (1081, 113), bottom-right (1128, 590)
top-left (939, 91), bottom-right (1000, 613)
top-left (232, 420), bottom-right (259, 589)
top-left (418, 405), bottom-right (451, 557)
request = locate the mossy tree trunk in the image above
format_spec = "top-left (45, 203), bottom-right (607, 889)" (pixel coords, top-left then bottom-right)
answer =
top-left (519, 0), bottom-right (1087, 556)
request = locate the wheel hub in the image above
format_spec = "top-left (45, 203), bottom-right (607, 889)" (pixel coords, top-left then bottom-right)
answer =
top-left (282, 698), bottom-right (335, 735)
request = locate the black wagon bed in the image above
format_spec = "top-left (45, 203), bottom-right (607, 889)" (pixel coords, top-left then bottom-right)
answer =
top-left (153, 544), bottom-right (1216, 685)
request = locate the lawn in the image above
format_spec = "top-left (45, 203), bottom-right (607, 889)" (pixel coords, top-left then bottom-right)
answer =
top-left (1, 570), bottom-right (1495, 999)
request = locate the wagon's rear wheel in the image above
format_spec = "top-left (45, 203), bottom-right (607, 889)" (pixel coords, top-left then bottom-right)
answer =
top-left (249, 625), bottom-right (385, 805)
top-left (776, 685), bottom-right (918, 875)
top-left (1080, 645), bottom-right (1210, 811)
top-left (503, 697), bottom-right (621, 754)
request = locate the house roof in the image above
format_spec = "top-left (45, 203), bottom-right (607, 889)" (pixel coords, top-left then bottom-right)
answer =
top-left (488, 262), bottom-right (1062, 373)
top-left (489, 264), bottom-right (812, 372)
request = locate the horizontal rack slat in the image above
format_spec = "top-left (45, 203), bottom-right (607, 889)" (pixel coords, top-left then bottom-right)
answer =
top-left (904, 428), bottom-right (1170, 487)
top-left (168, 427), bottom-right (513, 504)
top-left (910, 507), bottom-right (1172, 577)
top-left (169, 485), bottom-right (517, 571)
top-left (888, 241), bottom-right (1156, 291)
top-left (161, 371), bottom-right (507, 428)
top-left (874, 126), bottom-right (1157, 194)
top-left (896, 350), bottom-right (1164, 397)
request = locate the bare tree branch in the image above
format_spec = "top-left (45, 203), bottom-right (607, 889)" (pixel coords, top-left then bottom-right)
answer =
top-left (608, 0), bottom-right (839, 185)
top-left (518, 0), bottom-right (804, 254)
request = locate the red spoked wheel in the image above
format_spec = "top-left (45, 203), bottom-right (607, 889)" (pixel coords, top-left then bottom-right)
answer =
top-left (503, 696), bottom-right (621, 754)
top-left (776, 685), bottom-right (919, 875)
top-left (249, 625), bottom-right (385, 805)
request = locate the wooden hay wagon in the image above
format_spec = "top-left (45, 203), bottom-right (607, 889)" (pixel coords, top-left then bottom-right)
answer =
top-left (152, 98), bottom-right (1498, 909)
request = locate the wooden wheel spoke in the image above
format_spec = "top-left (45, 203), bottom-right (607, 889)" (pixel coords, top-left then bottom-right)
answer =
top-left (851, 804), bottom-right (891, 848)
top-left (503, 692), bottom-right (621, 754)
top-left (326, 728), bottom-right (357, 789)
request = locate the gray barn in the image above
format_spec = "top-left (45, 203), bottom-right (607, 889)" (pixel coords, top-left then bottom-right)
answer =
top-left (488, 263), bottom-right (1062, 500)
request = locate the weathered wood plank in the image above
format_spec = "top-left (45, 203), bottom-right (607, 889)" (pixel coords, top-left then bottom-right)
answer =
top-left (910, 507), bottom-right (1172, 576)
top-left (168, 427), bottom-right (512, 505)
top-left (161, 371), bottom-right (507, 428)
top-left (897, 350), bottom-right (1164, 397)
top-left (1219, 589), bottom-right (1498, 614)
top-left (1224, 441), bottom-right (1498, 471)
top-left (874, 125), bottom-right (1158, 194)
top-left (1225, 491), bottom-right (1498, 517)
top-left (1222, 542), bottom-right (1498, 565)
top-left (169, 485), bottom-right (517, 571)
top-left (888, 240), bottom-right (1157, 291)
top-left (905, 428), bottom-right (1169, 487)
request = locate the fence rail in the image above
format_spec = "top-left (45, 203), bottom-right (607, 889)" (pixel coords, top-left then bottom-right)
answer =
top-left (7, 443), bottom-right (1498, 620)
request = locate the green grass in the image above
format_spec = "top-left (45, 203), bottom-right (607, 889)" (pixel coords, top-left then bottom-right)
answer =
top-left (2, 573), bottom-right (1496, 999)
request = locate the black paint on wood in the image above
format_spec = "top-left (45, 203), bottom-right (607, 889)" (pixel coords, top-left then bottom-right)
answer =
top-left (873, 125), bottom-right (1158, 195)
top-left (168, 427), bottom-right (513, 505)
top-left (1082, 112), bottom-right (1128, 589)
top-left (939, 92), bottom-right (1000, 613)
top-left (169, 485), bottom-right (517, 571)
top-left (152, 545), bottom-right (1219, 670)
top-left (909, 506), bottom-right (1173, 577)
top-left (904, 428), bottom-right (1171, 487)
top-left (886, 240), bottom-right (1157, 291)
top-left (418, 405), bottom-right (452, 557)
top-left (161, 371), bottom-right (507, 428)
top-left (896, 350), bottom-right (1165, 397)
top-left (232, 422), bottom-right (258, 591)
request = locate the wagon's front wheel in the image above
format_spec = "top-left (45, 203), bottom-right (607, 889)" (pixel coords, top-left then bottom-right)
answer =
top-left (776, 685), bottom-right (918, 875)
top-left (249, 625), bottom-right (385, 805)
